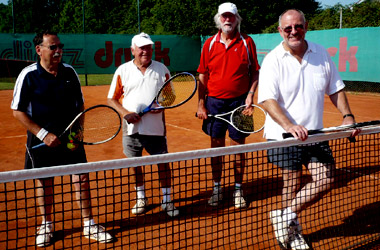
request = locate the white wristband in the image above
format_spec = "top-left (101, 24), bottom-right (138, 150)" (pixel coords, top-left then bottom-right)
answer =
top-left (36, 128), bottom-right (49, 141)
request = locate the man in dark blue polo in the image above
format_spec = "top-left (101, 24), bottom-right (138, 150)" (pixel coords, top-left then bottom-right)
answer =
top-left (11, 30), bottom-right (113, 247)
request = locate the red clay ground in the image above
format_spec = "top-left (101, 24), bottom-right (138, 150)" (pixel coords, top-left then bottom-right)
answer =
top-left (1, 86), bottom-right (379, 170)
top-left (0, 85), bottom-right (379, 249)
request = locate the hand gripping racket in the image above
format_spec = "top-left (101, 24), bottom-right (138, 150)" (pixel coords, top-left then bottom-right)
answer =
top-left (32, 104), bottom-right (122, 149)
top-left (198, 104), bottom-right (266, 134)
top-left (138, 72), bottom-right (197, 116)
top-left (282, 120), bottom-right (380, 139)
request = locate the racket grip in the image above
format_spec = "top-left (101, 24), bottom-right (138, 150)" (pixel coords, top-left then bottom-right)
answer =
top-left (282, 129), bottom-right (321, 139)
top-left (282, 133), bottom-right (293, 139)
top-left (348, 137), bottom-right (356, 143)
top-left (31, 142), bottom-right (46, 149)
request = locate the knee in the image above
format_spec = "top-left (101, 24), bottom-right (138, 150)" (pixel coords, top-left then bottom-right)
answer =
top-left (321, 175), bottom-right (334, 190)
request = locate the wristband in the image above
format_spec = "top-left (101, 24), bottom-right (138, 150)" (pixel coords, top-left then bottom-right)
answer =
top-left (248, 91), bottom-right (254, 94)
top-left (343, 114), bottom-right (355, 119)
top-left (36, 128), bottom-right (49, 141)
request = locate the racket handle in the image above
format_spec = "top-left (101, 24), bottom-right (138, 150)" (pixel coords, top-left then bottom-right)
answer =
top-left (282, 129), bottom-right (322, 139)
top-left (31, 142), bottom-right (46, 149)
top-left (348, 137), bottom-right (356, 143)
top-left (282, 132), bottom-right (293, 139)
top-left (283, 130), bottom-right (357, 142)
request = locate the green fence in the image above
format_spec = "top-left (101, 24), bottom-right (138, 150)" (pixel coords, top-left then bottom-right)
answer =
top-left (1, 27), bottom-right (380, 83)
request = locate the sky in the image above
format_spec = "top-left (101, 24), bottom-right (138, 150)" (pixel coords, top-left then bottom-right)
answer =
top-left (319, 0), bottom-right (359, 7)
top-left (0, 0), bottom-right (361, 7)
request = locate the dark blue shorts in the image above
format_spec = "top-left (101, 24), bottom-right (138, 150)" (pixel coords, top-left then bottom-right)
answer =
top-left (25, 131), bottom-right (87, 169)
top-left (202, 94), bottom-right (249, 140)
top-left (267, 141), bottom-right (335, 171)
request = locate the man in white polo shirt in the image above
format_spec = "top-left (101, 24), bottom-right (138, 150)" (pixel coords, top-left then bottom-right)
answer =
top-left (258, 9), bottom-right (359, 250)
top-left (107, 32), bottom-right (179, 217)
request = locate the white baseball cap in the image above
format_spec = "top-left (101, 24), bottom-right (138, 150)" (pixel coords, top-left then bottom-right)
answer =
top-left (131, 32), bottom-right (154, 47)
top-left (218, 2), bottom-right (238, 15)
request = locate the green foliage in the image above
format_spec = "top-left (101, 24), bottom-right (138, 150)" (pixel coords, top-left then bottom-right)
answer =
top-left (0, 3), bottom-right (12, 33)
top-left (309, 1), bottom-right (380, 30)
top-left (0, 0), bottom-right (378, 35)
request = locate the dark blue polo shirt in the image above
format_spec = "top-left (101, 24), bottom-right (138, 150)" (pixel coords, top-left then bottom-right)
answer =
top-left (12, 61), bottom-right (87, 168)
top-left (12, 61), bottom-right (84, 135)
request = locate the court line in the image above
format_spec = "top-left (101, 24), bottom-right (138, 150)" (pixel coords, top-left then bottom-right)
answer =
top-left (166, 123), bottom-right (204, 134)
top-left (1, 135), bottom-right (26, 139)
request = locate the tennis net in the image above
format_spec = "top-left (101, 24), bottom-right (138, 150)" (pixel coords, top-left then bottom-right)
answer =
top-left (0, 126), bottom-right (380, 249)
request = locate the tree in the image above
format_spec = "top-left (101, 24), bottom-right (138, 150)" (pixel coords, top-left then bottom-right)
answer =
top-left (308, 0), bottom-right (380, 30)
top-left (1, 0), bottom-right (378, 35)
top-left (0, 3), bottom-right (12, 33)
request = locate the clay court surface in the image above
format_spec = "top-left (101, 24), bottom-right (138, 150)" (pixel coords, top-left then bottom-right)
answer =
top-left (0, 86), bottom-right (380, 249)
top-left (1, 85), bottom-right (379, 170)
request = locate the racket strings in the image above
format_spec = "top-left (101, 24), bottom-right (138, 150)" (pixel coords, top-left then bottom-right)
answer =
top-left (232, 106), bottom-right (266, 133)
top-left (232, 107), bottom-right (254, 132)
top-left (73, 107), bottom-right (121, 144)
top-left (158, 74), bottom-right (196, 108)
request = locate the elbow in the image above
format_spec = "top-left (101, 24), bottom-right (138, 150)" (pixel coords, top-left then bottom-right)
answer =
top-left (12, 110), bottom-right (20, 119)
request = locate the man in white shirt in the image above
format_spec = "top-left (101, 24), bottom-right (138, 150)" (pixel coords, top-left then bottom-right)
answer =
top-left (258, 9), bottom-right (359, 250)
top-left (107, 32), bottom-right (179, 217)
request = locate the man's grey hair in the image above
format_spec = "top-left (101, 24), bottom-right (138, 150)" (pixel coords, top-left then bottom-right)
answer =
top-left (213, 12), bottom-right (242, 32)
top-left (278, 9), bottom-right (306, 27)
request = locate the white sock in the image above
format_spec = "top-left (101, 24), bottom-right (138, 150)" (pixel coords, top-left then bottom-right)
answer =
top-left (41, 220), bottom-right (52, 227)
top-left (162, 187), bottom-right (171, 203)
top-left (83, 219), bottom-right (95, 227)
top-left (282, 207), bottom-right (297, 226)
top-left (136, 185), bottom-right (145, 199)
top-left (214, 182), bottom-right (221, 191)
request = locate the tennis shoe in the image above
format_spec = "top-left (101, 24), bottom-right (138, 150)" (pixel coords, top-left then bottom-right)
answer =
top-left (83, 224), bottom-right (113, 243)
top-left (288, 220), bottom-right (310, 250)
top-left (269, 210), bottom-right (288, 249)
top-left (131, 198), bottom-right (148, 215)
top-left (233, 189), bottom-right (247, 208)
top-left (161, 201), bottom-right (179, 217)
top-left (208, 187), bottom-right (223, 206)
top-left (36, 223), bottom-right (53, 247)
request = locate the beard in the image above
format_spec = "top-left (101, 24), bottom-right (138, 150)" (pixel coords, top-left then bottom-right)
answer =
top-left (221, 21), bottom-right (237, 34)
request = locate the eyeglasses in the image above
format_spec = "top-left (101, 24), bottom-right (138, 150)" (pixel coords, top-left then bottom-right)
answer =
top-left (39, 43), bottom-right (64, 50)
top-left (281, 24), bottom-right (304, 33)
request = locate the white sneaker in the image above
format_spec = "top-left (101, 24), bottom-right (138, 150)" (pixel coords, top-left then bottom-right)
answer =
top-left (36, 223), bottom-right (53, 247)
top-left (289, 220), bottom-right (310, 250)
top-left (269, 210), bottom-right (288, 248)
top-left (208, 187), bottom-right (223, 206)
top-left (83, 224), bottom-right (113, 243)
top-left (233, 189), bottom-right (247, 208)
top-left (161, 201), bottom-right (179, 217)
top-left (131, 198), bottom-right (148, 215)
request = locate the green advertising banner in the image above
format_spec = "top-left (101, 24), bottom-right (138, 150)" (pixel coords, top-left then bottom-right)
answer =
top-left (0, 33), bottom-right (201, 75)
top-left (250, 27), bottom-right (380, 82)
top-left (1, 27), bottom-right (380, 82)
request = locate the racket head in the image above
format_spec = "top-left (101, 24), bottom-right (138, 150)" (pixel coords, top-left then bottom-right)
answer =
top-left (67, 104), bottom-right (121, 145)
top-left (230, 104), bottom-right (266, 133)
top-left (155, 72), bottom-right (197, 109)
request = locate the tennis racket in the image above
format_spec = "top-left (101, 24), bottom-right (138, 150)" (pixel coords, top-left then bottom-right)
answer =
top-left (198, 104), bottom-right (266, 134)
top-left (138, 72), bottom-right (197, 116)
top-left (32, 104), bottom-right (122, 149)
top-left (282, 120), bottom-right (380, 139)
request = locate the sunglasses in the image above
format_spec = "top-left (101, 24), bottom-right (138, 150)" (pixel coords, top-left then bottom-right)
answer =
top-left (281, 24), bottom-right (304, 33)
top-left (39, 43), bottom-right (64, 50)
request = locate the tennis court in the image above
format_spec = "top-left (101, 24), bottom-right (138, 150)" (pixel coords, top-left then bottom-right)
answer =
top-left (0, 86), bottom-right (380, 249)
